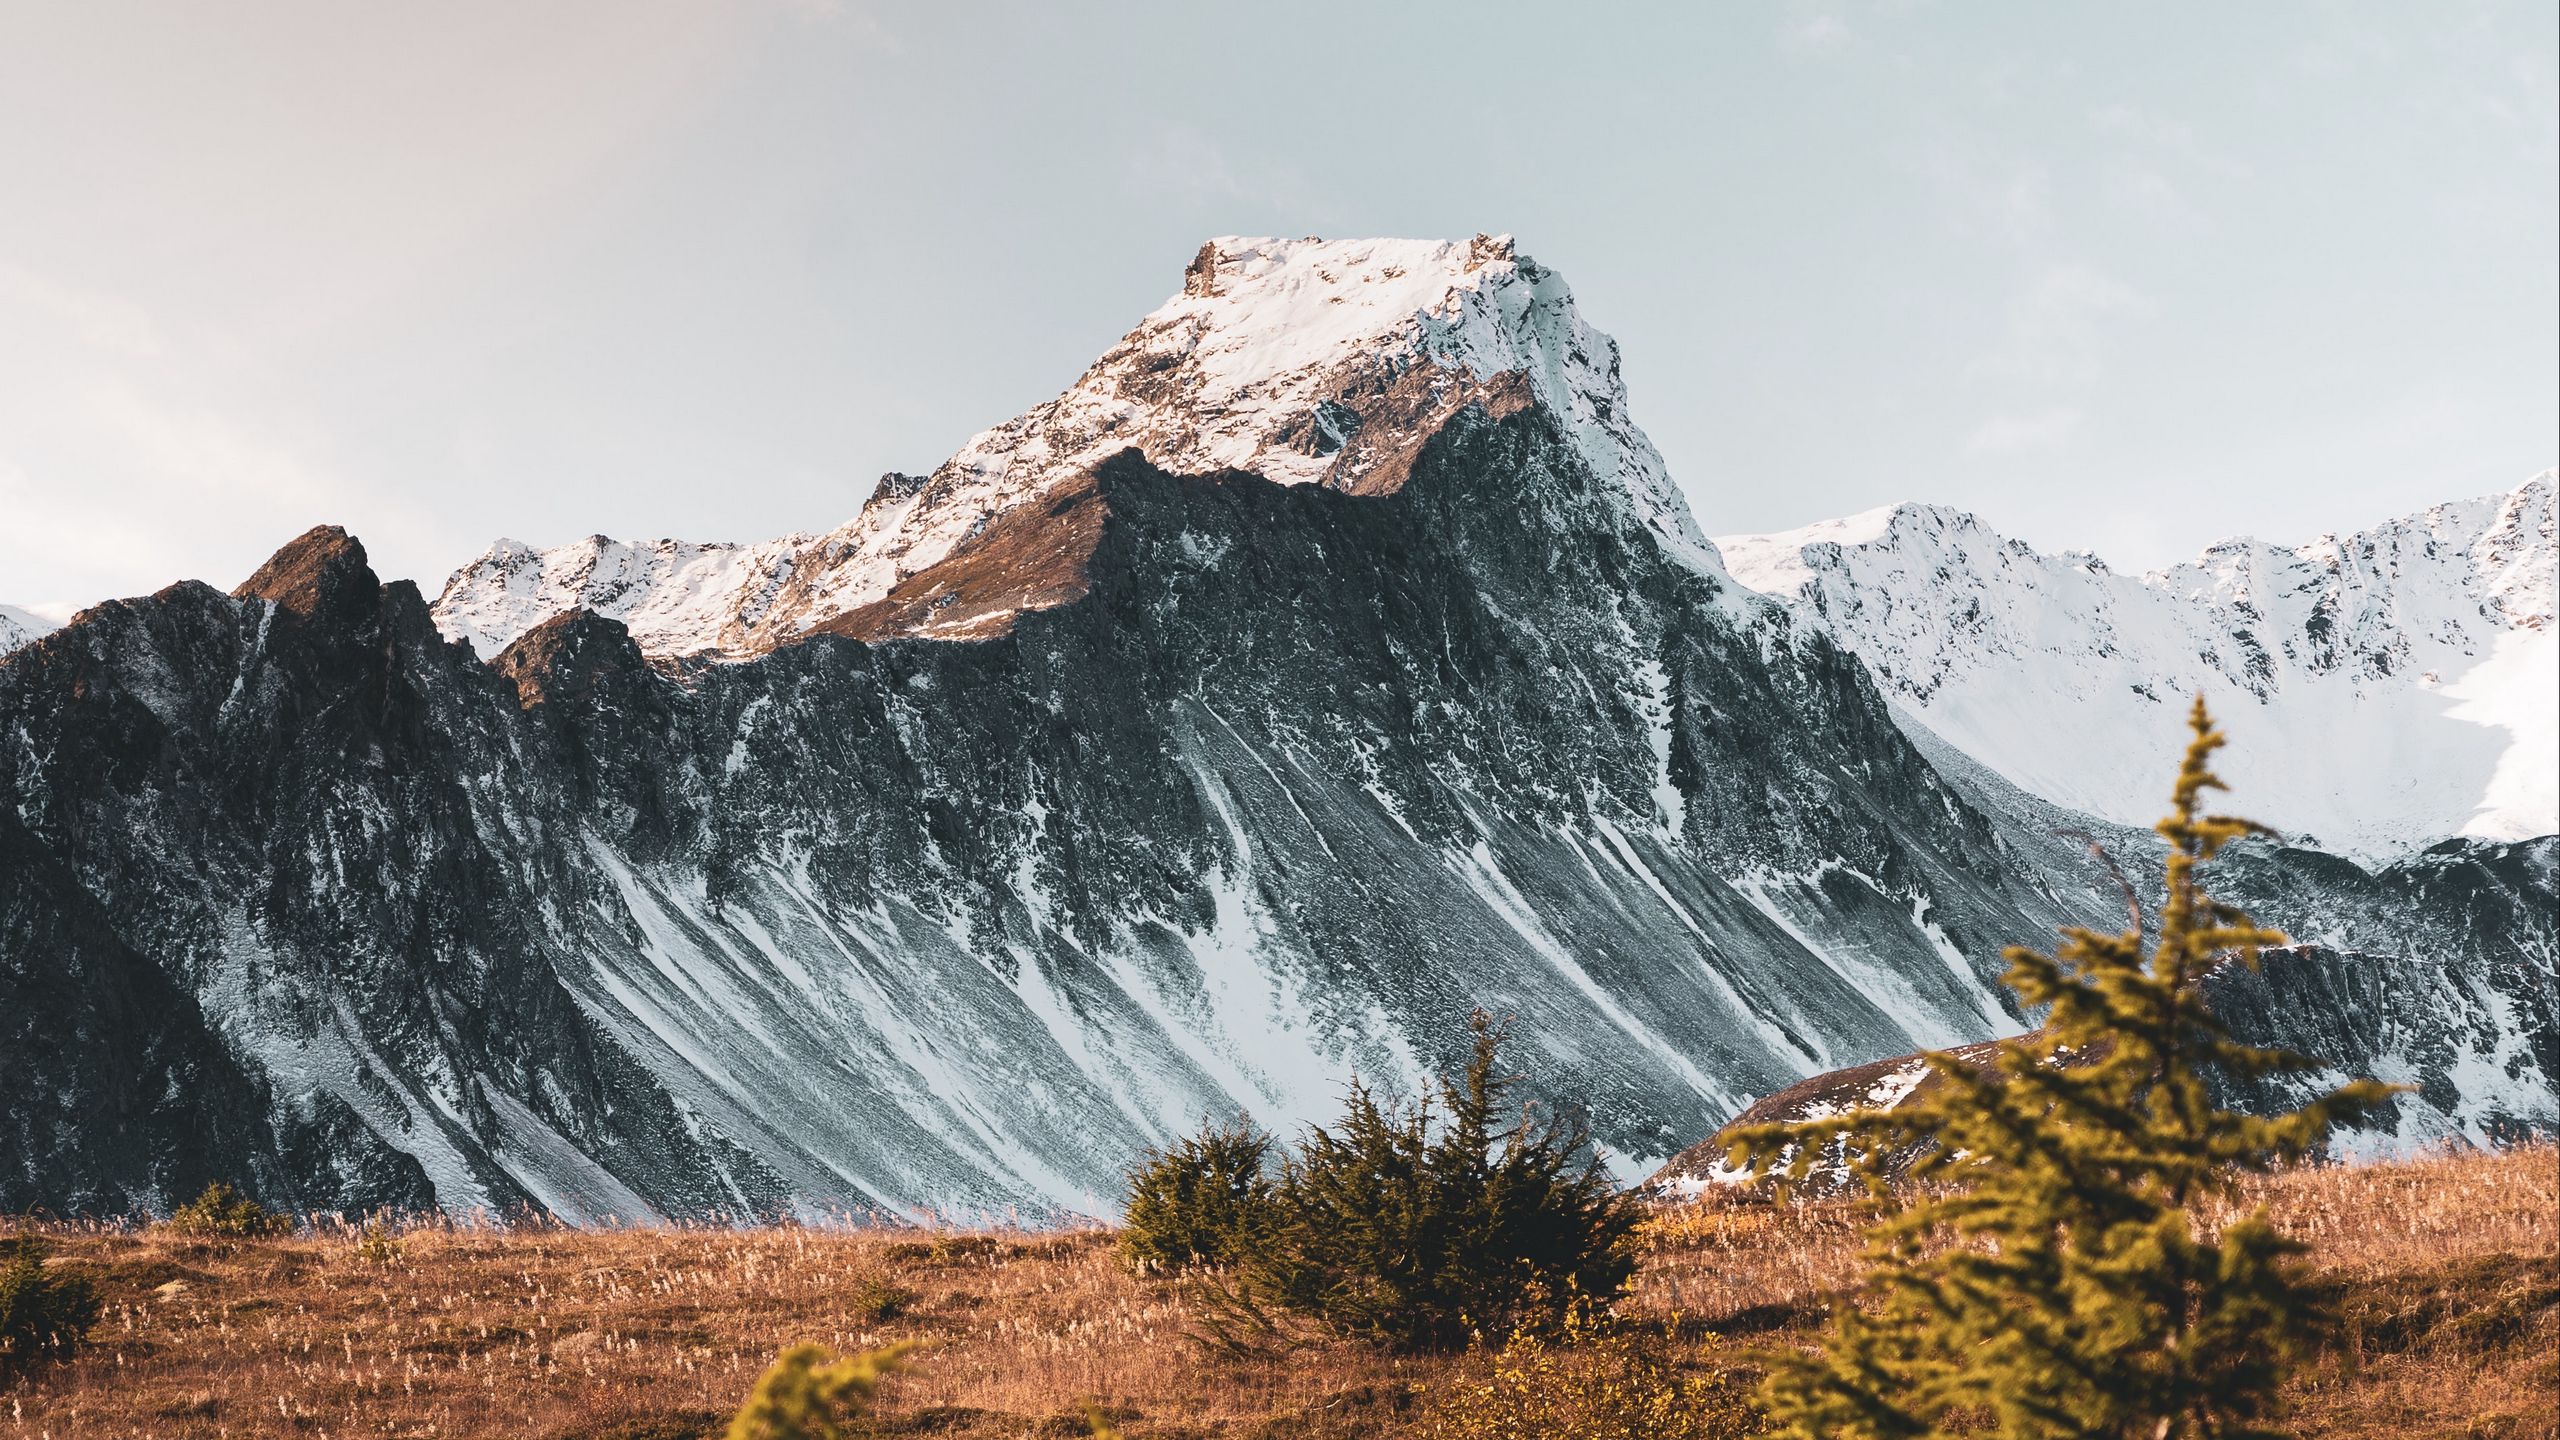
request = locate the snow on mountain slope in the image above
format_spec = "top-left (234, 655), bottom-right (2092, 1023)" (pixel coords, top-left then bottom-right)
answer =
top-left (1717, 472), bottom-right (2558, 859)
top-left (434, 235), bottom-right (1727, 657)
top-left (434, 533), bottom-right (814, 659)
top-left (1, 604), bottom-right (61, 655)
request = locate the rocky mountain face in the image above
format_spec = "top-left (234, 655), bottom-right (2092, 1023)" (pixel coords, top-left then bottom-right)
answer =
top-left (1645, 825), bottom-right (2560, 1199)
top-left (4, 238), bottom-right (2551, 1222)
top-left (1715, 474), bottom-right (2558, 860)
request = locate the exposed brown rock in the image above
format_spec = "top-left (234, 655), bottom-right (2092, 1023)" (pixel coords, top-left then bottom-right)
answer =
top-left (1318, 365), bottom-right (1534, 496)
top-left (813, 470), bottom-right (1110, 643)
top-left (1183, 240), bottom-right (1220, 298)
top-left (1644, 1038), bottom-right (2009, 1197)
top-left (490, 607), bottom-right (651, 710)
top-left (232, 525), bottom-right (378, 622)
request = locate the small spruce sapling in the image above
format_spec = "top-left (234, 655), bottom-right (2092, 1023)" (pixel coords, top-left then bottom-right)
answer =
top-left (0, 1235), bottom-right (102, 1374)
top-left (166, 1180), bottom-right (291, 1239)
top-left (726, 1341), bottom-right (913, 1440)
top-left (1119, 1118), bottom-right (1277, 1273)
top-left (1732, 698), bottom-right (2399, 1440)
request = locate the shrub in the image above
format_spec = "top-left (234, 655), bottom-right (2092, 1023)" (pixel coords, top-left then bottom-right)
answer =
top-left (355, 1212), bottom-right (404, 1266)
top-left (845, 1274), bottom-right (915, 1323)
top-left (725, 1341), bottom-right (912, 1440)
top-left (1237, 1010), bottom-right (1639, 1351)
top-left (726, 1340), bottom-right (1128, 1440)
top-left (1119, 1117), bottom-right (1276, 1273)
top-left (0, 1235), bottom-right (102, 1374)
top-left (1421, 1305), bottom-right (1766, 1440)
top-left (1732, 699), bottom-right (2399, 1440)
top-left (167, 1181), bottom-right (292, 1239)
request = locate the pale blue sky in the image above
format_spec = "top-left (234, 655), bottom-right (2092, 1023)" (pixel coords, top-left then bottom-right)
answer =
top-left (2, 2), bottom-right (2552, 612)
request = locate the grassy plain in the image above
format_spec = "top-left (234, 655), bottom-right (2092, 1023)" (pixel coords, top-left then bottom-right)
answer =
top-left (3, 1144), bottom-right (2550, 1439)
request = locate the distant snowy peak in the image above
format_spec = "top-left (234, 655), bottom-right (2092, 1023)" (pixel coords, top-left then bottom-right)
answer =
top-left (2149, 474), bottom-right (2557, 658)
top-left (1717, 471), bottom-right (2558, 858)
top-left (773, 233), bottom-right (1721, 640)
top-left (434, 532), bottom-right (813, 660)
top-left (432, 234), bottom-right (1722, 658)
top-left (1, 603), bottom-right (62, 656)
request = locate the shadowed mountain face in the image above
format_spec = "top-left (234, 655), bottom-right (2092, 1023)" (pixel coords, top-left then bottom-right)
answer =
top-left (1646, 833), bottom-right (2560, 1199)
top-left (3, 242), bottom-right (2551, 1222)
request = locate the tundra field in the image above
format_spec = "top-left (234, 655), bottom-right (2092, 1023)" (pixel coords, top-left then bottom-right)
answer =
top-left (4, 1144), bottom-right (2552, 1440)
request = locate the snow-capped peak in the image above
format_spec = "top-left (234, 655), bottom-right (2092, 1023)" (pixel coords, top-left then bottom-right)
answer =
top-left (1718, 502), bottom-right (2024, 600)
top-left (0, 603), bottom-right (64, 657)
top-left (432, 234), bottom-right (1722, 657)
top-left (1717, 471), bottom-right (2559, 859)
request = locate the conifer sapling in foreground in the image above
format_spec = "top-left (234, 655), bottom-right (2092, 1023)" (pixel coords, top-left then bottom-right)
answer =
top-left (1731, 698), bottom-right (2399, 1440)
top-left (726, 1341), bottom-right (912, 1440)
top-left (0, 1235), bottom-right (101, 1374)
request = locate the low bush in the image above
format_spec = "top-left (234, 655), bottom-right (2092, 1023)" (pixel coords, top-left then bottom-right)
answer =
top-left (1119, 1118), bottom-right (1276, 1273)
top-left (1421, 1306), bottom-right (1767, 1440)
top-left (166, 1181), bottom-right (292, 1239)
top-left (355, 1212), bottom-right (405, 1265)
top-left (846, 1274), bottom-right (916, 1323)
top-left (1212, 1011), bottom-right (1640, 1352)
top-left (0, 1235), bottom-right (102, 1374)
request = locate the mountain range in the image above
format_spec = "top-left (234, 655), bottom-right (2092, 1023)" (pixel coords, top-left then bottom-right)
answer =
top-left (3, 236), bottom-right (2551, 1222)
top-left (1717, 476), bottom-right (2554, 861)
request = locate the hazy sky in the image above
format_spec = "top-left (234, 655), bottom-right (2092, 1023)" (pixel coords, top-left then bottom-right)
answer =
top-left (3, 2), bottom-right (2553, 613)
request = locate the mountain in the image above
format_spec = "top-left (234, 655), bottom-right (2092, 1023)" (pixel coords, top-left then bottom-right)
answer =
top-left (1714, 475), bottom-right (2557, 861)
top-left (432, 235), bottom-right (1724, 658)
top-left (3, 237), bottom-right (2550, 1223)
top-left (0, 603), bottom-right (59, 654)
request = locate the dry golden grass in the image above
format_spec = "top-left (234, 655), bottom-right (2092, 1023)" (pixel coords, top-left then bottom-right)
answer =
top-left (3, 1144), bottom-right (2549, 1439)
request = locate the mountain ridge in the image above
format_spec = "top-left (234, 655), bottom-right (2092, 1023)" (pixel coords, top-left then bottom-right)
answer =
top-left (0, 603), bottom-right (60, 654)
top-left (432, 233), bottom-right (1729, 662)
top-left (1715, 472), bottom-right (2557, 860)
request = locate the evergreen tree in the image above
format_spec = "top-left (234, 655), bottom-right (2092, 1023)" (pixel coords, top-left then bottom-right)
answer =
top-left (1118, 1118), bottom-right (1277, 1273)
top-left (1731, 698), bottom-right (2397, 1439)
top-left (0, 1235), bottom-right (101, 1373)
top-left (1242, 1010), bottom-right (1638, 1351)
top-left (165, 1180), bottom-right (291, 1239)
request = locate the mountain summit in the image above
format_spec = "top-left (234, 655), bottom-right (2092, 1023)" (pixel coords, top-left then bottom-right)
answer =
top-left (434, 235), bottom-right (1725, 659)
